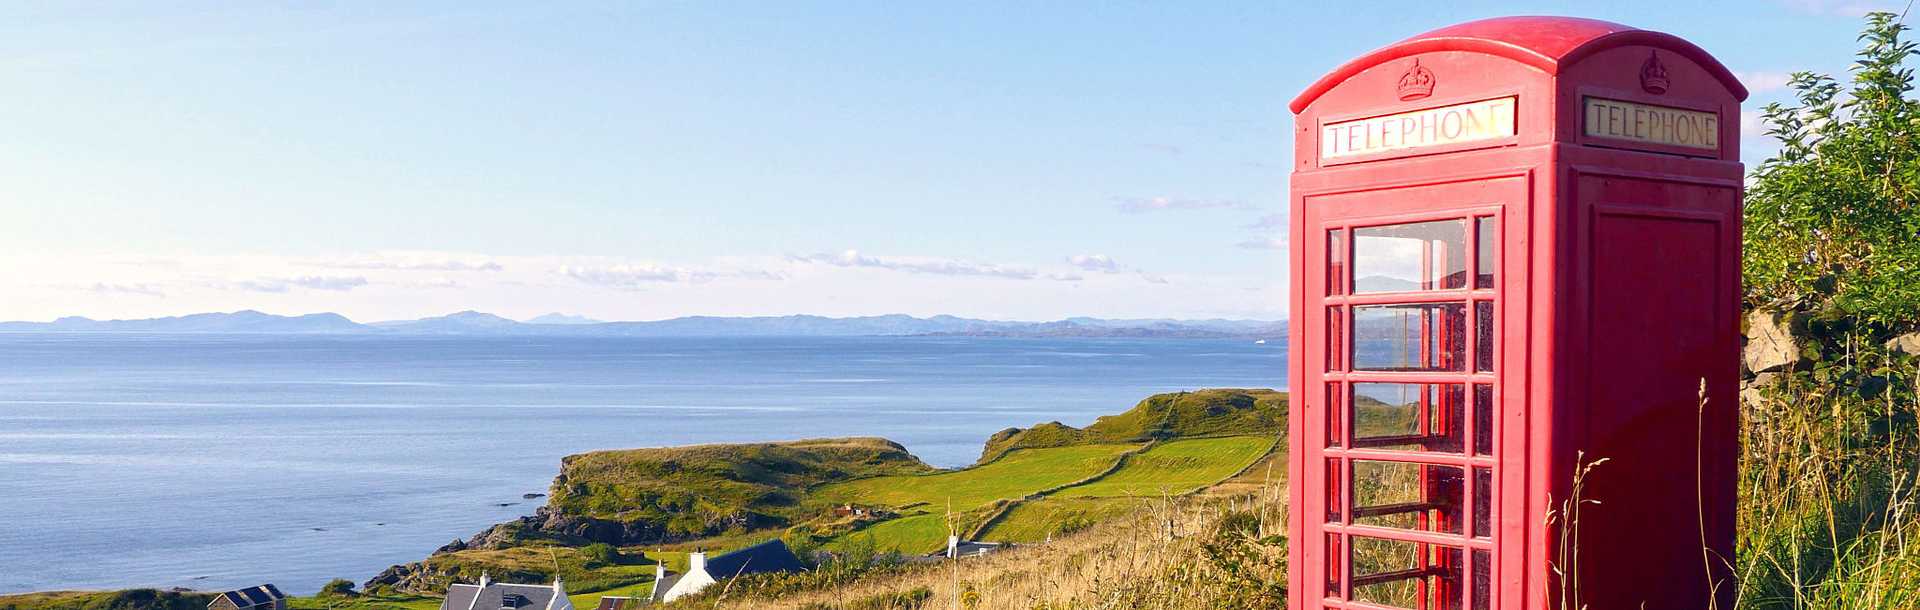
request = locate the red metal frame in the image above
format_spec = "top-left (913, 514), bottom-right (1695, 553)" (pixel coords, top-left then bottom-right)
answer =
top-left (1288, 17), bottom-right (1745, 610)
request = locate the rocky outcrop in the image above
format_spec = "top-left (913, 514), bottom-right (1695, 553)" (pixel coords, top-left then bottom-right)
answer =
top-left (364, 563), bottom-right (420, 591)
top-left (448, 505), bottom-right (785, 552)
top-left (1744, 309), bottom-right (1804, 375)
top-left (456, 507), bottom-right (664, 550)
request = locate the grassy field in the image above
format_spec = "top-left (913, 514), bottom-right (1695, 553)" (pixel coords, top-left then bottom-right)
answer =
top-left (0, 591), bottom-right (216, 610)
top-left (1052, 436), bottom-right (1274, 499)
top-left (1205, 443), bottom-right (1287, 497)
top-left (565, 579), bottom-right (657, 610)
top-left (977, 497), bottom-right (1147, 543)
top-left (547, 437), bottom-right (931, 540)
top-left (817, 444), bottom-right (1139, 510)
top-left (979, 389), bottom-right (1285, 463)
top-left (825, 513), bottom-right (954, 556)
top-left (287, 595), bottom-right (442, 610)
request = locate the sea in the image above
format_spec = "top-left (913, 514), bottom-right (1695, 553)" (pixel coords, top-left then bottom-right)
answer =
top-left (0, 334), bottom-right (1285, 595)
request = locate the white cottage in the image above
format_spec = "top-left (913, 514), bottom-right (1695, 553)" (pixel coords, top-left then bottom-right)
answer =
top-left (441, 575), bottom-right (573, 610)
top-left (650, 540), bottom-right (806, 603)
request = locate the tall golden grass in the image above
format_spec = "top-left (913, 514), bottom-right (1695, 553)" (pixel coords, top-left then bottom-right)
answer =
top-left (1729, 375), bottom-right (1920, 609)
top-left (671, 372), bottom-right (1920, 610)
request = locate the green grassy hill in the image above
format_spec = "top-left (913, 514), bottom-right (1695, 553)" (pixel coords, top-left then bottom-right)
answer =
top-left (0, 591), bottom-right (214, 610)
top-left (978, 389), bottom-right (1285, 463)
top-left (813, 390), bottom-right (1286, 555)
top-left (1052, 436), bottom-right (1275, 499)
top-left (976, 497), bottom-right (1146, 543)
top-left (817, 444), bottom-right (1140, 510)
top-left (548, 437), bottom-right (933, 537)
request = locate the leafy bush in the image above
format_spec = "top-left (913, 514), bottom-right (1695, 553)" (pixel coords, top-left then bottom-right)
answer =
top-left (1747, 12), bottom-right (1920, 328)
top-left (1737, 12), bottom-right (1920, 610)
top-left (580, 543), bottom-right (621, 568)
top-left (318, 579), bottom-right (357, 597)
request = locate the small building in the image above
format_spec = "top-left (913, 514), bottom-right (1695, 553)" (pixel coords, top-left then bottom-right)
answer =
top-left (440, 575), bottom-right (574, 610)
top-left (932, 535), bottom-right (1003, 559)
top-left (208, 585), bottom-right (286, 610)
top-left (831, 504), bottom-right (867, 518)
top-left (652, 539), bottom-right (806, 603)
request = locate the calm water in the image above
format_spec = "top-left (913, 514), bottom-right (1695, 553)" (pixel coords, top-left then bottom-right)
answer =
top-left (0, 334), bottom-right (1285, 595)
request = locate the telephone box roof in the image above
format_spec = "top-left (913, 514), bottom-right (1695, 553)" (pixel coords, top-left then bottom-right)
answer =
top-left (1289, 16), bottom-right (1748, 113)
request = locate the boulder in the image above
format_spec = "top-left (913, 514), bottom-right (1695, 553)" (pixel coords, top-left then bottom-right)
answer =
top-left (432, 538), bottom-right (467, 555)
top-left (364, 563), bottom-right (414, 590)
top-left (1744, 310), bottom-right (1803, 374)
top-left (1740, 372), bottom-right (1783, 407)
top-left (1886, 332), bottom-right (1920, 355)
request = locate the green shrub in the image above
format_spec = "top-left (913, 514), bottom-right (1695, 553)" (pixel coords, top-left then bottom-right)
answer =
top-left (580, 543), bottom-right (622, 568)
top-left (318, 579), bottom-right (357, 597)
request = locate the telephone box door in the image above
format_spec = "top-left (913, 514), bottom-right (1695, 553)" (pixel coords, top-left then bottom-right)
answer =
top-left (1299, 176), bottom-right (1526, 610)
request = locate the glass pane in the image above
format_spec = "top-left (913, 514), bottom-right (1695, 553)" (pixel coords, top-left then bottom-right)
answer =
top-left (1329, 229), bottom-right (1348, 296)
top-left (1475, 216), bottom-right (1495, 289)
top-left (1328, 306), bottom-right (1345, 372)
top-left (1475, 301), bottom-right (1494, 372)
top-left (1352, 460), bottom-right (1464, 534)
top-left (1351, 537), bottom-right (1464, 609)
top-left (1352, 382), bottom-right (1465, 453)
top-left (1473, 384), bottom-right (1494, 456)
top-left (1473, 467), bottom-right (1493, 538)
top-left (1354, 303), bottom-right (1467, 372)
top-left (1326, 458), bottom-right (1342, 523)
top-left (1326, 382), bottom-right (1344, 448)
top-left (1472, 549), bottom-right (1492, 610)
top-left (1436, 546), bottom-right (1466, 610)
top-left (1327, 533), bottom-right (1343, 598)
top-left (1354, 219), bottom-right (1468, 292)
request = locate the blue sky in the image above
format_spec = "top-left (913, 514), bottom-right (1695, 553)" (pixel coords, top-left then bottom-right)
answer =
top-left (0, 1), bottom-right (1896, 322)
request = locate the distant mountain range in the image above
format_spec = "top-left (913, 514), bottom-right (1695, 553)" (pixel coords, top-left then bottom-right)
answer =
top-left (0, 310), bottom-right (1286, 339)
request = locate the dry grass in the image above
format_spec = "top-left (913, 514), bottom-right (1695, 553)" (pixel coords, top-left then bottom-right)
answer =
top-left (686, 471), bottom-right (1288, 610)
top-left (1729, 374), bottom-right (1920, 610)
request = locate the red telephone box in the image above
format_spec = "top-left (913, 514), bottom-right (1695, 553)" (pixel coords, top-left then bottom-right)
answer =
top-left (1286, 17), bottom-right (1745, 610)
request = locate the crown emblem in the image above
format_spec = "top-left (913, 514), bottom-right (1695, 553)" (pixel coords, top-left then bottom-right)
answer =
top-left (1396, 59), bottom-right (1435, 101)
top-left (1640, 50), bottom-right (1670, 94)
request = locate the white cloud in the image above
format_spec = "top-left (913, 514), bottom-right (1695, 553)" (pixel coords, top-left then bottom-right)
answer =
top-left (792, 250), bottom-right (1042, 280)
top-left (0, 250), bottom-right (1284, 322)
top-left (1236, 237), bottom-right (1287, 250)
top-left (561, 264), bottom-right (711, 288)
top-left (1068, 254), bottom-right (1122, 273)
top-left (224, 275), bottom-right (369, 293)
top-left (85, 282), bottom-right (166, 297)
top-left (1244, 213), bottom-right (1287, 230)
top-left (1742, 110), bottom-right (1769, 138)
top-left (305, 252), bottom-right (504, 272)
top-left (1113, 196), bottom-right (1251, 213)
top-left (558, 262), bottom-right (786, 290)
top-left (1736, 71), bottom-right (1796, 95)
top-left (290, 276), bottom-right (369, 291)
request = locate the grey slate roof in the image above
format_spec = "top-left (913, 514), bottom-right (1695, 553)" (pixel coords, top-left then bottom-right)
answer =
top-left (703, 539), bottom-right (806, 578)
top-left (441, 583), bottom-right (561, 610)
top-left (216, 585), bottom-right (285, 609)
top-left (648, 575), bottom-right (680, 603)
top-left (442, 585), bottom-right (481, 610)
